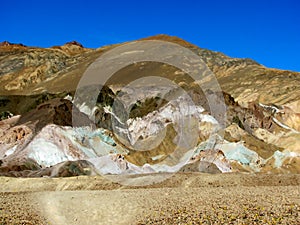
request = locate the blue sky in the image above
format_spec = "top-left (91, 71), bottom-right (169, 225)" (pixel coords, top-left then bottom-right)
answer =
top-left (1, 0), bottom-right (299, 71)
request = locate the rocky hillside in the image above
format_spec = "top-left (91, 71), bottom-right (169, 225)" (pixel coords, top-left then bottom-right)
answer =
top-left (0, 35), bottom-right (299, 178)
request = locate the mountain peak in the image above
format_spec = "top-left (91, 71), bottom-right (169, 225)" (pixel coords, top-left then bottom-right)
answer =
top-left (140, 34), bottom-right (198, 48)
top-left (64, 41), bottom-right (84, 48)
top-left (0, 41), bottom-right (26, 47)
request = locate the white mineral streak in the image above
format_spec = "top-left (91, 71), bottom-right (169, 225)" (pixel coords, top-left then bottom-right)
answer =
top-left (2, 95), bottom-right (299, 174)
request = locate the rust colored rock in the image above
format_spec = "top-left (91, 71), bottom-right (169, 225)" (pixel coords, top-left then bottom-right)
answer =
top-left (0, 41), bottom-right (26, 47)
top-left (65, 41), bottom-right (84, 48)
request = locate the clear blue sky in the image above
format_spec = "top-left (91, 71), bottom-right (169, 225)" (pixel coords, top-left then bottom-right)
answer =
top-left (1, 0), bottom-right (299, 72)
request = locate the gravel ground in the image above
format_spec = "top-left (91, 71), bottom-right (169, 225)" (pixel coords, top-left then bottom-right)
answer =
top-left (136, 186), bottom-right (300, 225)
top-left (0, 192), bottom-right (47, 225)
top-left (0, 174), bottom-right (299, 225)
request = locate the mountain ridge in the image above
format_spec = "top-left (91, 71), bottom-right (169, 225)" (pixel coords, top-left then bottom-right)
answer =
top-left (1, 34), bottom-right (299, 105)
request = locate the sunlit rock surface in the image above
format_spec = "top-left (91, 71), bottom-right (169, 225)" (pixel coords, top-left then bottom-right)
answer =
top-left (0, 35), bottom-right (299, 177)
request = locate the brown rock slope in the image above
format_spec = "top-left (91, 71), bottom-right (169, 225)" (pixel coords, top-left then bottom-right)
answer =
top-left (1, 35), bottom-right (299, 104)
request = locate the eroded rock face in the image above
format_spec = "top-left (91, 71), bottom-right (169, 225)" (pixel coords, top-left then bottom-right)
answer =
top-left (275, 106), bottom-right (300, 132)
top-left (0, 42), bottom-right (100, 95)
top-left (0, 159), bottom-right (97, 177)
top-left (0, 84), bottom-right (299, 176)
top-left (180, 149), bottom-right (231, 173)
top-left (0, 35), bottom-right (299, 177)
top-left (0, 98), bottom-right (93, 172)
top-left (0, 93), bottom-right (298, 176)
top-left (10, 98), bottom-right (90, 130)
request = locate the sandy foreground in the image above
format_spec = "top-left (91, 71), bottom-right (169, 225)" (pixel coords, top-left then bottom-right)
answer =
top-left (0, 173), bottom-right (299, 225)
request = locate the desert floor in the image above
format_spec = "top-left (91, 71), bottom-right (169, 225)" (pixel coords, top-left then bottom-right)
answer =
top-left (0, 173), bottom-right (299, 224)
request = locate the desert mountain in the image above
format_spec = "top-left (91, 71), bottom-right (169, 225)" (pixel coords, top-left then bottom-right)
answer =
top-left (0, 35), bottom-right (299, 178)
top-left (1, 35), bottom-right (299, 104)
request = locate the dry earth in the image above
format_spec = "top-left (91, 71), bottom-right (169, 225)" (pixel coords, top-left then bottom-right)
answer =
top-left (0, 173), bottom-right (299, 225)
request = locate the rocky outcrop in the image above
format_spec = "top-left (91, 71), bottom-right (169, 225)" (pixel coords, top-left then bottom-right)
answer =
top-left (15, 98), bottom-right (90, 131)
top-left (0, 41), bottom-right (26, 47)
top-left (0, 159), bottom-right (96, 177)
top-left (0, 42), bottom-right (100, 95)
top-left (65, 41), bottom-right (84, 48)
